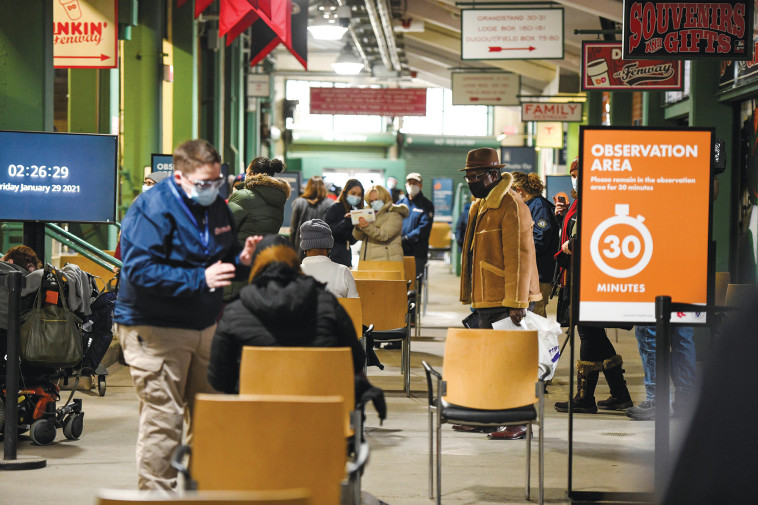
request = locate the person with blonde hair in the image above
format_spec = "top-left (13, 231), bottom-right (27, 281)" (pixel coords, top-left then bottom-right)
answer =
top-left (290, 175), bottom-right (332, 257)
top-left (510, 171), bottom-right (559, 318)
top-left (353, 184), bottom-right (409, 262)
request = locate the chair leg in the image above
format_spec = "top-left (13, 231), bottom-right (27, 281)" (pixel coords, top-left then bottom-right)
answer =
top-left (404, 335), bottom-right (411, 396)
top-left (436, 409), bottom-right (442, 505)
top-left (525, 423), bottom-right (532, 500)
top-left (428, 405), bottom-right (434, 499)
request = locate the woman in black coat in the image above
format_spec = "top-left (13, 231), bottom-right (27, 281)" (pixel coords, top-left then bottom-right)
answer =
top-left (208, 235), bottom-right (365, 394)
top-left (324, 179), bottom-right (364, 268)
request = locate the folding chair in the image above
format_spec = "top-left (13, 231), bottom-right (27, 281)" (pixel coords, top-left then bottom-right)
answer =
top-left (173, 394), bottom-right (351, 505)
top-left (96, 489), bottom-right (311, 505)
top-left (354, 278), bottom-right (414, 396)
top-left (422, 328), bottom-right (545, 505)
top-left (337, 297), bottom-right (367, 373)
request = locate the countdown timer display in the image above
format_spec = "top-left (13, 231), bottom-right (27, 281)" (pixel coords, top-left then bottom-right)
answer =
top-left (577, 127), bottom-right (712, 325)
top-left (0, 130), bottom-right (117, 223)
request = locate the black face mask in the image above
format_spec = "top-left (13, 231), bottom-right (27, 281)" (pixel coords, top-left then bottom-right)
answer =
top-left (468, 181), bottom-right (489, 199)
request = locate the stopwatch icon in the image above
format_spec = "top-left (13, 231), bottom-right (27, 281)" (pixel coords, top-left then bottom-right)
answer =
top-left (589, 204), bottom-right (653, 279)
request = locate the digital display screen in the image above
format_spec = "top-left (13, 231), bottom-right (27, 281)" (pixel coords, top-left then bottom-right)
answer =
top-left (0, 130), bottom-right (117, 223)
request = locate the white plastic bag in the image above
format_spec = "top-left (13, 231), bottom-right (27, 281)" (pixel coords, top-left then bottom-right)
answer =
top-left (492, 311), bottom-right (562, 380)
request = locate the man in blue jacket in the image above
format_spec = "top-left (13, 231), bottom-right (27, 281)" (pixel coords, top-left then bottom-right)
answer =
top-left (114, 139), bottom-right (259, 491)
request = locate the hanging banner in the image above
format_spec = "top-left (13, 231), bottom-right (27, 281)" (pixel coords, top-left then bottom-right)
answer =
top-left (577, 127), bottom-right (713, 325)
top-left (309, 88), bottom-right (427, 116)
top-left (536, 123), bottom-right (563, 148)
top-left (582, 41), bottom-right (683, 91)
top-left (460, 8), bottom-right (564, 60)
top-left (53, 0), bottom-right (118, 69)
top-left (521, 102), bottom-right (583, 122)
top-left (451, 72), bottom-right (520, 106)
top-left (622, 0), bottom-right (754, 60)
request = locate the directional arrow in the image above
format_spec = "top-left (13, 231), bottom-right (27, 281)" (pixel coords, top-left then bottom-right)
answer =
top-left (54, 54), bottom-right (111, 61)
top-left (488, 46), bottom-right (536, 52)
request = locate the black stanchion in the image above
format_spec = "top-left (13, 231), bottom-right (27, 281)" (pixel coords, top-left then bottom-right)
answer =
top-left (654, 296), bottom-right (671, 498)
top-left (1, 270), bottom-right (46, 470)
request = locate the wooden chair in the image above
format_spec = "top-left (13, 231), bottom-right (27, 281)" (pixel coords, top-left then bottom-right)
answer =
top-left (350, 270), bottom-right (403, 281)
top-left (403, 256), bottom-right (422, 338)
top-left (428, 222), bottom-right (451, 250)
top-left (337, 297), bottom-right (363, 343)
top-left (714, 272), bottom-right (730, 307)
top-left (239, 347), bottom-right (355, 438)
top-left (354, 279), bottom-right (413, 396)
top-left (96, 489), bottom-right (311, 505)
top-left (422, 328), bottom-right (545, 505)
top-left (178, 394), bottom-right (347, 505)
top-left (725, 283), bottom-right (757, 308)
top-left (356, 260), bottom-right (404, 278)
top-left (403, 256), bottom-right (417, 291)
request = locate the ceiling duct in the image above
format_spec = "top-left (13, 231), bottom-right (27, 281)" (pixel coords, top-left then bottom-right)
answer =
top-left (375, 0), bottom-right (401, 72)
top-left (363, 0), bottom-right (393, 70)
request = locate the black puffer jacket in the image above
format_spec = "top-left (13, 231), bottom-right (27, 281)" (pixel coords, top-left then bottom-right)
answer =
top-left (208, 273), bottom-right (365, 394)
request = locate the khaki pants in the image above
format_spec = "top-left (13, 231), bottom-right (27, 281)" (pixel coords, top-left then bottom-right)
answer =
top-left (532, 282), bottom-right (553, 318)
top-left (117, 323), bottom-right (217, 491)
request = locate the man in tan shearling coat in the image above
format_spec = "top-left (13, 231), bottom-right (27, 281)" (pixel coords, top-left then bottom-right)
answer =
top-left (458, 147), bottom-right (542, 440)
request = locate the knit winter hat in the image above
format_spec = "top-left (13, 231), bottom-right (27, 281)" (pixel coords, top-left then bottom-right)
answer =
top-left (299, 219), bottom-right (334, 251)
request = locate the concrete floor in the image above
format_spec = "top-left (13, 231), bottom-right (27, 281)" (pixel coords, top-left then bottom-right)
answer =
top-left (0, 260), bottom-right (691, 504)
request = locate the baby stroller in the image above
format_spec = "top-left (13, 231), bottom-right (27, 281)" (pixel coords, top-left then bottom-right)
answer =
top-left (0, 263), bottom-right (105, 445)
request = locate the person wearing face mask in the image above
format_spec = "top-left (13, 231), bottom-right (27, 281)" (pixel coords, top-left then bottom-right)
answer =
top-left (142, 171), bottom-right (169, 193)
top-left (352, 184), bottom-right (409, 262)
top-left (324, 179), bottom-right (364, 267)
top-left (397, 173), bottom-right (435, 295)
top-left (114, 139), bottom-right (261, 491)
top-left (386, 176), bottom-right (403, 203)
top-left (552, 156), bottom-right (633, 415)
top-left (458, 148), bottom-right (542, 441)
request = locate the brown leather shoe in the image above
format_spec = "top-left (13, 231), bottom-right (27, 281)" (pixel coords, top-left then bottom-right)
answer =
top-left (452, 424), bottom-right (497, 433)
top-left (487, 424), bottom-right (527, 440)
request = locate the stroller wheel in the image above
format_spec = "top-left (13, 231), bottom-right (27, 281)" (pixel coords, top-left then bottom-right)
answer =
top-left (31, 419), bottom-right (56, 445)
top-left (63, 413), bottom-right (84, 440)
top-left (98, 377), bottom-right (106, 397)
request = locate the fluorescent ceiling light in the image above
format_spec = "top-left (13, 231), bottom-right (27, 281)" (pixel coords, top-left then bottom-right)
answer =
top-left (308, 17), bottom-right (348, 40)
top-left (332, 45), bottom-right (364, 75)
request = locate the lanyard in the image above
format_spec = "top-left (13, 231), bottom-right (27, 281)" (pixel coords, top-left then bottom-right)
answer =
top-left (169, 180), bottom-right (210, 253)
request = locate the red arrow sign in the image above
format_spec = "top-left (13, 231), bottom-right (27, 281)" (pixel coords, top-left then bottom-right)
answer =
top-left (54, 54), bottom-right (111, 61)
top-left (489, 46), bottom-right (536, 52)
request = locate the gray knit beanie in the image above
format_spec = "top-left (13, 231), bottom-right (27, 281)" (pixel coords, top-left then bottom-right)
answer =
top-left (299, 219), bottom-right (334, 251)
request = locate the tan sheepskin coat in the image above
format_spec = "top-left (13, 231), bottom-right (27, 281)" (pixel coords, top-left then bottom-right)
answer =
top-left (460, 172), bottom-right (542, 309)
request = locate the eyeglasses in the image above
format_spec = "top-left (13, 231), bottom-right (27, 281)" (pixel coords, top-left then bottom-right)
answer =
top-left (463, 170), bottom-right (493, 183)
top-left (184, 174), bottom-right (225, 189)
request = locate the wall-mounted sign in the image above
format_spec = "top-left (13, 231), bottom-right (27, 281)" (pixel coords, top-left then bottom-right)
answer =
top-left (309, 88), bottom-right (427, 116)
top-left (501, 146), bottom-right (537, 174)
top-left (432, 178), bottom-right (454, 218)
top-left (582, 41), bottom-right (683, 91)
top-left (247, 74), bottom-right (270, 98)
top-left (53, 0), bottom-right (118, 69)
top-left (536, 122), bottom-right (563, 148)
top-left (461, 8), bottom-right (564, 60)
top-left (151, 154), bottom-right (174, 174)
top-left (622, 0), bottom-right (754, 60)
top-left (577, 127), bottom-right (713, 325)
top-left (521, 102), bottom-right (583, 122)
top-left (451, 72), bottom-right (520, 106)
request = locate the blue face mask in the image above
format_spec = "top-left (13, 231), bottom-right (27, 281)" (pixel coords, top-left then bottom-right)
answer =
top-left (370, 200), bottom-right (384, 212)
top-left (190, 185), bottom-right (219, 206)
top-left (346, 194), bottom-right (362, 207)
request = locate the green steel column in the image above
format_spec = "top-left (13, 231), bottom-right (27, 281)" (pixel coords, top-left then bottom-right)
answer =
top-left (224, 39), bottom-right (244, 174)
top-left (689, 60), bottom-right (734, 272)
top-left (121, 2), bottom-right (163, 212)
top-left (641, 91), bottom-right (670, 127)
top-left (609, 92), bottom-right (633, 126)
top-left (0, 1), bottom-right (54, 261)
top-left (199, 23), bottom-right (224, 149)
top-left (172, 0), bottom-right (198, 145)
top-left (586, 91), bottom-right (603, 126)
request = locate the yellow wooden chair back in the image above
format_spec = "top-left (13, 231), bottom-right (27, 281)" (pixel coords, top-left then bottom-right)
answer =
top-left (442, 328), bottom-right (538, 410)
top-left (191, 394), bottom-right (346, 505)
top-left (725, 283), bottom-right (756, 308)
top-left (96, 489), bottom-right (311, 505)
top-left (428, 222), bottom-right (451, 249)
top-left (350, 270), bottom-right (403, 281)
top-left (356, 260), bottom-right (404, 277)
top-left (239, 347), bottom-right (355, 437)
top-left (403, 256), bottom-right (416, 290)
top-left (354, 279), bottom-right (407, 331)
top-left (714, 272), bottom-right (730, 307)
top-left (337, 297), bottom-right (363, 340)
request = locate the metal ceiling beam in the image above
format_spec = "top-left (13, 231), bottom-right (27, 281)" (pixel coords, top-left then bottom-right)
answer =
top-left (363, 0), bottom-right (393, 69)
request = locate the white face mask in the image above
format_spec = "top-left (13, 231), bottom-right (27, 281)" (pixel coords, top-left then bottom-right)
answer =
top-left (406, 184), bottom-right (420, 198)
top-left (190, 185), bottom-right (219, 206)
top-left (571, 176), bottom-right (578, 192)
top-left (370, 200), bottom-right (385, 212)
top-left (142, 184), bottom-right (153, 193)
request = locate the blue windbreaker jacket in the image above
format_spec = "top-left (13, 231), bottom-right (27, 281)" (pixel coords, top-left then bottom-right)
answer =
top-left (114, 177), bottom-right (245, 329)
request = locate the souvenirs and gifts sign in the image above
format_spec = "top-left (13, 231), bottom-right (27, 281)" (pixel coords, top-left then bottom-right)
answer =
top-left (622, 0), bottom-right (754, 60)
top-left (582, 41), bottom-right (683, 91)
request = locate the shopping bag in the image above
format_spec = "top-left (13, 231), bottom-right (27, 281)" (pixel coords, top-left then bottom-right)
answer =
top-left (492, 311), bottom-right (562, 380)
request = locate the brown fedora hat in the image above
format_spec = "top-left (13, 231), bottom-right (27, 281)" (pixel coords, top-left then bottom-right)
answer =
top-left (460, 147), bottom-right (506, 171)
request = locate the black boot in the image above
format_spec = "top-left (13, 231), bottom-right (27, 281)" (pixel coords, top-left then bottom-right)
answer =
top-left (597, 355), bottom-right (633, 411)
top-left (555, 360), bottom-right (601, 413)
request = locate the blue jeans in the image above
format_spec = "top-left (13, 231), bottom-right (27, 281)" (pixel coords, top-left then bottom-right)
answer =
top-left (634, 325), bottom-right (697, 402)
